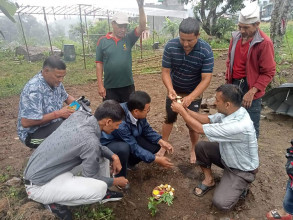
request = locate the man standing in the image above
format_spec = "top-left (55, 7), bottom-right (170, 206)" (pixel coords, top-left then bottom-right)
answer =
top-left (171, 84), bottom-right (259, 211)
top-left (96, 0), bottom-right (146, 103)
top-left (158, 17), bottom-right (214, 163)
top-left (23, 100), bottom-right (128, 220)
top-left (101, 91), bottom-right (174, 178)
top-left (226, 1), bottom-right (276, 138)
top-left (17, 56), bottom-right (76, 148)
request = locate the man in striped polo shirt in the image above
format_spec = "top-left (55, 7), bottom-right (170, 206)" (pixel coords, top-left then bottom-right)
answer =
top-left (157, 17), bottom-right (214, 164)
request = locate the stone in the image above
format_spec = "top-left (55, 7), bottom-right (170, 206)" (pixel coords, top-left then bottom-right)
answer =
top-left (5, 177), bottom-right (22, 186)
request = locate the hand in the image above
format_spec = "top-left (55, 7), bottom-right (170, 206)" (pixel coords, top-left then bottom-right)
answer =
top-left (98, 85), bottom-right (106, 99)
top-left (113, 176), bottom-right (129, 187)
top-left (171, 101), bottom-right (185, 114)
top-left (57, 106), bottom-right (75, 119)
top-left (242, 88), bottom-right (257, 108)
top-left (136, 0), bottom-right (144, 7)
top-left (154, 156), bottom-right (174, 168)
top-left (168, 89), bottom-right (177, 101)
top-left (111, 154), bottom-right (122, 175)
top-left (182, 95), bottom-right (193, 108)
top-left (158, 139), bottom-right (174, 154)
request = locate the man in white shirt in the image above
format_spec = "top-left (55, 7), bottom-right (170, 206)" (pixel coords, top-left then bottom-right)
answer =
top-left (171, 84), bottom-right (258, 210)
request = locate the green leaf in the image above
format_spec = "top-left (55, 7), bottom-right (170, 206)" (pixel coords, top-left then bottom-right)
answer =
top-left (0, 0), bottom-right (18, 23)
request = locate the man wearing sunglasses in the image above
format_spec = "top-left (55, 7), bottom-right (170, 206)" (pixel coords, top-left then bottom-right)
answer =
top-left (96, 0), bottom-right (146, 103)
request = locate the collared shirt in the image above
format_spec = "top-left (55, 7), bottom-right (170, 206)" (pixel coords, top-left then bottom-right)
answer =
top-left (23, 111), bottom-right (114, 186)
top-left (95, 29), bottom-right (140, 89)
top-left (129, 111), bottom-right (138, 126)
top-left (203, 107), bottom-right (259, 171)
top-left (17, 71), bottom-right (68, 142)
top-left (162, 38), bottom-right (214, 94)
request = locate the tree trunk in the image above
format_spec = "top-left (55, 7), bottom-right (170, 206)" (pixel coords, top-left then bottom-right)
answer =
top-left (270, 0), bottom-right (293, 46)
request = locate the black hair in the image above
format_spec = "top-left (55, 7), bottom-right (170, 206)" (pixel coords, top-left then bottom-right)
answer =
top-left (43, 56), bottom-right (66, 70)
top-left (94, 100), bottom-right (125, 122)
top-left (127, 91), bottom-right (151, 111)
top-left (216, 84), bottom-right (243, 107)
top-left (179, 17), bottom-right (200, 36)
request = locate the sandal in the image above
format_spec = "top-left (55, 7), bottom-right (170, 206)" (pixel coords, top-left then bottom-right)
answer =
top-left (266, 210), bottom-right (292, 220)
top-left (193, 183), bottom-right (215, 197)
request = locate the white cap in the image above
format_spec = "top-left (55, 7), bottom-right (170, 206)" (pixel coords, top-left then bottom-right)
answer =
top-left (112, 12), bottom-right (129, 24)
top-left (239, 1), bottom-right (260, 24)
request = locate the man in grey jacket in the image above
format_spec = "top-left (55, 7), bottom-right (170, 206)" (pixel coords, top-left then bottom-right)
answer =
top-left (23, 100), bottom-right (128, 220)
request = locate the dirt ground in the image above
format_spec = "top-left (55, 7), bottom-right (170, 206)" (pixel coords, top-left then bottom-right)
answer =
top-left (0, 55), bottom-right (293, 220)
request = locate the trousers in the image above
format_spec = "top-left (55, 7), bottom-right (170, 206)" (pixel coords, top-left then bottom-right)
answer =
top-left (25, 158), bottom-right (110, 206)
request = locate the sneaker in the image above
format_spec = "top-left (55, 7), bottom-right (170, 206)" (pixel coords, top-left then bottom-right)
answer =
top-left (101, 189), bottom-right (123, 204)
top-left (44, 203), bottom-right (72, 220)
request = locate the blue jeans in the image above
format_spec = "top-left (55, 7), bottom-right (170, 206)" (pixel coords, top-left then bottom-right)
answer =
top-left (283, 180), bottom-right (293, 215)
top-left (247, 98), bottom-right (262, 139)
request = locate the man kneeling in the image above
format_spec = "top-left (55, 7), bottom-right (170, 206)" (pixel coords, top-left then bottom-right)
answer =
top-left (23, 100), bottom-right (128, 219)
top-left (171, 84), bottom-right (259, 210)
top-left (101, 91), bottom-right (174, 178)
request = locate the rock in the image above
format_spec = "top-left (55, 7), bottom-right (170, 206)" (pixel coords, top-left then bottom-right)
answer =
top-left (5, 177), bottom-right (22, 186)
top-left (15, 46), bottom-right (62, 62)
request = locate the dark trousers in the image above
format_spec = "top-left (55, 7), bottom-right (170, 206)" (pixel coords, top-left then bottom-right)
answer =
top-left (106, 136), bottom-right (160, 177)
top-left (232, 78), bottom-right (261, 138)
top-left (196, 141), bottom-right (256, 210)
top-left (104, 84), bottom-right (135, 103)
top-left (25, 120), bottom-right (63, 148)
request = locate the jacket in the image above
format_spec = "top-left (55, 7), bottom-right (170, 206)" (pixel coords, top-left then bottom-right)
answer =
top-left (225, 29), bottom-right (276, 99)
top-left (101, 102), bottom-right (161, 163)
top-left (24, 110), bottom-right (114, 186)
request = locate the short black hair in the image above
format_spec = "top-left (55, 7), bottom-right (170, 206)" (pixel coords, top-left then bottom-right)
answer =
top-left (216, 84), bottom-right (243, 107)
top-left (127, 91), bottom-right (151, 111)
top-left (94, 100), bottom-right (125, 122)
top-left (179, 17), bottom-right (200, 35)
top-left (43, 56), bottom-right (66, 70)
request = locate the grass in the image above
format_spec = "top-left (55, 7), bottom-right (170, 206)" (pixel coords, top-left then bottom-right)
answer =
top-left (1, 22), bottom-right (293, 99)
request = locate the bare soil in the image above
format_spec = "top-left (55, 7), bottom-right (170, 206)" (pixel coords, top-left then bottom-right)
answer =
top-left (0, 55), bottom-right (293, 220)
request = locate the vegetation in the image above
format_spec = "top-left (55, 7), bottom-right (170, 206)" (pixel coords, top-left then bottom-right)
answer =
top-left (181, 0), bottom-right (244, 37)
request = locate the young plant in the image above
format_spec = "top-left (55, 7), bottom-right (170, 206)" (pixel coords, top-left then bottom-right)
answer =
top-left (148, 191), bottom-right (174, 217)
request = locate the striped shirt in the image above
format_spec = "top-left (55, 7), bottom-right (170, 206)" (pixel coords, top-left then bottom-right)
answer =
top-left (162, 38), bottom-right (214, 94)
top-left (203, 107), bottom-right (259, 171)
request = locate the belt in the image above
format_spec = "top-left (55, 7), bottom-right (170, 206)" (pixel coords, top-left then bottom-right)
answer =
top-left (24, 179), bottom-right (34, 185)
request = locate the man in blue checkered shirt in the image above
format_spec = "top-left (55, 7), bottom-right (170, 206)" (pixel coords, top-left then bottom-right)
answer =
top-left (17, 56), bottom-right (76, 148)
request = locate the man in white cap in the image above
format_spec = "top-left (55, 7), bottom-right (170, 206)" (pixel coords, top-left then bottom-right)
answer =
top-left (96, 0), bottom-right (146, 103)
top-left (225, 1), bottom-right (276, 138)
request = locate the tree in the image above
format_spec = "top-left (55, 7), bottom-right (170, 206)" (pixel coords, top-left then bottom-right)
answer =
top-left (270, 0), bottom-right (293, 46)
top-left (182, 0), bottom-right (244, 37)
top-left (162, 17), bottom-right (179, 38)
top-left (0, 0), bottom-right (18, 38)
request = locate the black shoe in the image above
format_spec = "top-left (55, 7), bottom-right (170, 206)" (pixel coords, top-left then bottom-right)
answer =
top-left (101, 189), bottom-right (123, 204)
top-left (239, 188), bottom-right (249, 200)
top-left (44, 203), bottom-right (72, 220)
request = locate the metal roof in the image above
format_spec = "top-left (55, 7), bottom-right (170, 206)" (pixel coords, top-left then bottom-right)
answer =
top-left (4, 4), bottom-right (188, 19)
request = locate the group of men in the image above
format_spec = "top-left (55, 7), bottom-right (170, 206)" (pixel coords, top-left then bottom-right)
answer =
top-left (17, 1), bottom-right (278, 219)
